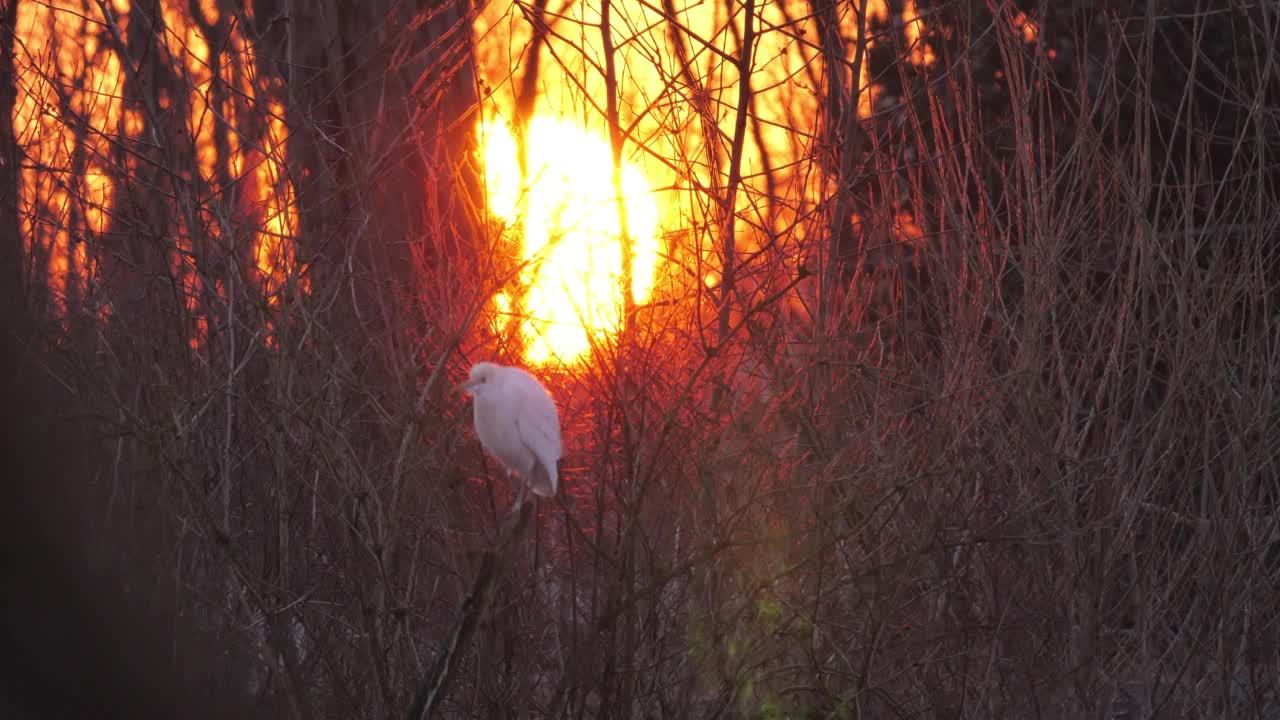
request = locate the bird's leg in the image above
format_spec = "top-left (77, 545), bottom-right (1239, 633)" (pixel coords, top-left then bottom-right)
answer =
top-left (512, 478), bottom-right (528, 513)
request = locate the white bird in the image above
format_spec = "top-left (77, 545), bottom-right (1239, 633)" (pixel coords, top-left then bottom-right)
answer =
top-left (458, 361), bottom-right (562, 504)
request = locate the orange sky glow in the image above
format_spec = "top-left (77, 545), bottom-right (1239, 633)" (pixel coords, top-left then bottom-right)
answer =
top-left (10, 0), bottom-right (970, 363)
top-left (471, 0), bottom-right (938, 365)
top-left (12, 0), bottom-right (299, 345)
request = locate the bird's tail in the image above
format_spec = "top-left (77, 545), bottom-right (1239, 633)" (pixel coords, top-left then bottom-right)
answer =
top-left (529, 461), bottom-right (557, 497)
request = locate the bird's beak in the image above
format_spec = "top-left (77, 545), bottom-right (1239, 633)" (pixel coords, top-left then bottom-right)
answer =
top-left (456, 379), bottom-right (477, 395)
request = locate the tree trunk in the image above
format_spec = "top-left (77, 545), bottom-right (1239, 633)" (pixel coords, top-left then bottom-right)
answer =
top-left (0, 0), bottom-right (23, 317)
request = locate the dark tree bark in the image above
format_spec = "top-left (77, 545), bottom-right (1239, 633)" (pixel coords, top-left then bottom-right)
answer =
top-left (0, 0), bottom-right (22, 317)
top-left (814, 0), bottom-right (867, 338)
top-left (248, 0), bottom-right (481, 350)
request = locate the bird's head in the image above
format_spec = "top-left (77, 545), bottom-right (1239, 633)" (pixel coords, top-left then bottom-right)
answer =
top-left (458, 361), bottom-right (501, 398)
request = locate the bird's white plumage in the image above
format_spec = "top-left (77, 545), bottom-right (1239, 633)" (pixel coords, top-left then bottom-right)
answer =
top-left (461, 361), bottom-right (562, 497)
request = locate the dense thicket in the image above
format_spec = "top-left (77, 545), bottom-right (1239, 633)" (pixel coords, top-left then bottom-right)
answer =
top-left (2, 0), bottom-right (1277, 717)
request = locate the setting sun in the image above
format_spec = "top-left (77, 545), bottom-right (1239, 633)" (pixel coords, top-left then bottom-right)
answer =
top-left (479, 116), bottom-right (661, 366)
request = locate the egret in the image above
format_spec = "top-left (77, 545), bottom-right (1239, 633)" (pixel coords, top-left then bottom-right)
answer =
top-left (458, 361), bottom-right (562, 505)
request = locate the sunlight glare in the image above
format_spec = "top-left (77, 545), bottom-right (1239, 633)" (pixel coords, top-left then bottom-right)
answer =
top-left (479, 116), bottom-right (661, 366)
